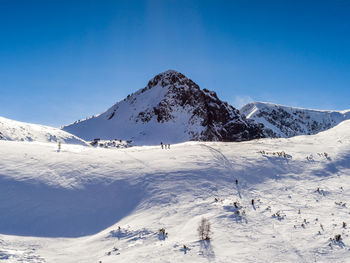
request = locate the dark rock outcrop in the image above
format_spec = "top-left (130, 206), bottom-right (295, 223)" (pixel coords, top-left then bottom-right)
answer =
top-left (135, 70), bottom-right (265, 141)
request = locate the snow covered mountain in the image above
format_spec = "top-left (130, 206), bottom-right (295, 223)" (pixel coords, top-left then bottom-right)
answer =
top-left (0, 116), bottom-right (87, 145)
top-left (63, 70), bottom-right (265, 144)
top-left (1, 119), bottom-right (350, 262)
top-left (241, 102), bottom-right (350, 138)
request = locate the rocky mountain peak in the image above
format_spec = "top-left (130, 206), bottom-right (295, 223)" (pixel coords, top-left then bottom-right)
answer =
top-left (140, 70), bottom-right (200, 94)
top-left (63, 71), bottom-right (266, 144)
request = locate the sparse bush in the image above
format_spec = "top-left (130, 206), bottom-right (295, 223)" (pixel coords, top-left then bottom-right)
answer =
top-left (258, 150), bottom-right (291, 159)
top-left (329, 234), bottom-right (345, 247)
top-left (334, 234), bottom-right (342, 242)
top-left (158, 228), bottom-right (168, 239)
top-left (272, 211), bottom-right (285, 220)
top-left (181, 244), bottom-right (190, 254)
top-left (306, 155), bottom-right (314, 161)
top-left (197, 217), bottom-right (212, 241)
top-left (315, 187), bottom-right (327, 196)
top-left (317, 152), bottom-right (331, 160)
top-left (335, 201), bottom-right (346, 207)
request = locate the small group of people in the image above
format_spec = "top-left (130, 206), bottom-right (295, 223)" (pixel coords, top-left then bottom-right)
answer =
top-left (160, 142), bottom-right (170, 149)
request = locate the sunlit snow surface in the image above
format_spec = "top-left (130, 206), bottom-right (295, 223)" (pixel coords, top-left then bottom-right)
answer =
top-left (1, 121), bottom-right (350, 262)
top-left (0, 116), bottom-right (87, 145)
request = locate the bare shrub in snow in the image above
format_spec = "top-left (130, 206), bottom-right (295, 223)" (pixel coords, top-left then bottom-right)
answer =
top-left (334, 234), bottom-right (342, 242)
top-left (317, 152), bottom-right (331, 160)
top-left (272, 211), bottom-right (285, 220)
top-left (258, 150), bottom-right (292, 159)
top-left (182, 244), bottom-right (190, 254)
top-left (329, 234), bottom-right (345, 248)
top-left (335, 201), bottom-right (346, 207)
top-left (197, 217), bottom-right (212, 241)
top-left (158, 228), bottom-right (168, 240)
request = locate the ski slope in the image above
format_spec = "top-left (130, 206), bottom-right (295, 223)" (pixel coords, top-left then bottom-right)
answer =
top-left (0, 116), bottom-right (87, 145)
top-left (0, 121), bottom-right (350, 262)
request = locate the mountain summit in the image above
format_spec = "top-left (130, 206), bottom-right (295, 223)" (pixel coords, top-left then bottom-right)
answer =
top-left (63, 70), bottom-right (265, 144)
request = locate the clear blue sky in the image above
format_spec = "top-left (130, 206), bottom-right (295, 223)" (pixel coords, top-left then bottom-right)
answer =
top-left (0, 0), bottom-right (349, 127)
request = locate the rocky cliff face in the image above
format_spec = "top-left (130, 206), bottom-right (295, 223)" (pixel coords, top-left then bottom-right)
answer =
top-left (241, 102), bottom-right (350, 138)
top-left (63, 70), bottom-right (265, 144)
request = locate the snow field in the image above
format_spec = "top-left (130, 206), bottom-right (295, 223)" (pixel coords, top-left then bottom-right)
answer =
top-left (0, 116), bottom-right (87, 145)
top-left (0, 121), bottom-right (350, 262)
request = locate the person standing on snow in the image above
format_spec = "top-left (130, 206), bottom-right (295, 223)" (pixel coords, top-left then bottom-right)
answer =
top-left (160, 142), bottom-right (164, 149)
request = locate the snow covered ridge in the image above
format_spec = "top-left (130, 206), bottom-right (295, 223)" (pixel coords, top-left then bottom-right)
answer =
top-left (0, 116), bottom-right (87, 145)
top-left (241, 102), bottom-right (350, 138)
top-left (62, 70), bottom-right (265, 145)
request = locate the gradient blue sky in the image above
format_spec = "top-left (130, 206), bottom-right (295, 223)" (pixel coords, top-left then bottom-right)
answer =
top-left (0, 0), bottom-right (349, 127)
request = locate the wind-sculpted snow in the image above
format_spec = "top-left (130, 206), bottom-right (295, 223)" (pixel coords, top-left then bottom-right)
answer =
top-left (0, 176), bottom-right (143, 237)
top-left (0, 121), bottom-right (350, 262)
top-left (241, 102), bottom-right (350, 138)
top-left (63, 70), bottom-right (265, 144)
top-left (0, 116), bottom-right (87, 145)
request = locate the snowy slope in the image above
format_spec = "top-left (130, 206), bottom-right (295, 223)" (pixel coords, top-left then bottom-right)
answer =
top-left (241, 102), bottom-right (350, 138)
top-left (0, 116), bottom-right (87, 145)
top-left (0, 120), bottom-right (350, 262)
top-left (63, 70), bottom-right (265, 145)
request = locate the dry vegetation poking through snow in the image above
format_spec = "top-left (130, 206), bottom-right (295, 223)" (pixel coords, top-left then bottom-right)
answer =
top-left (0, 121), bottom-right (350, 262)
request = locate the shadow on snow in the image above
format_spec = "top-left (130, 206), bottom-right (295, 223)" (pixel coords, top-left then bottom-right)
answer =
top-left (0, 175), bottom-right (144, 237)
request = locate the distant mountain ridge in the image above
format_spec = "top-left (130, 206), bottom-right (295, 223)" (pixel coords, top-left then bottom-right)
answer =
top-left (241, 102), bottom-right (350, 138)
top-left (0, 116), bottom-right (87, 145)
top-left (1, 73), bottom-right (350, 145)
top-left (63, 70), bottom-right (265, 144)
